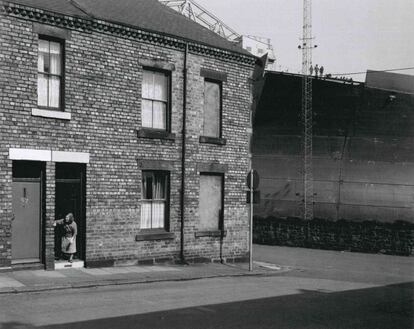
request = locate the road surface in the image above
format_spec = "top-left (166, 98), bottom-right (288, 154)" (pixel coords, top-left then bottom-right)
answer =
top-left (1, 246), bottom-right (413, 329)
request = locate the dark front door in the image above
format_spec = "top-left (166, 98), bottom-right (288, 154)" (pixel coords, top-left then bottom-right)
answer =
top-left (55, 163), bottom-right (86, 261)
top-left (12, 161), bottom-right (44, 263)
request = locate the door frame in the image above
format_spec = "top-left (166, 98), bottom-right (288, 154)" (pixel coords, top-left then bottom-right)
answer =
top-left (54, 163), bottom-right (86, 262)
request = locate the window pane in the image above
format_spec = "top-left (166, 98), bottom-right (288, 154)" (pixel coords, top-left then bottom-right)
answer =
top-left (48, 76), bottom-right (60, 108)
top-left (141, 202), bottom-right (152, 229)
top-left (153, 173), bottom-right (166, 199)
top-left (38, 39), bottom-right (49, 73)
top-left (142, 173), bottom-right (153, 199)
top-left (153, 72), bottom-right (167, 101)
top-left (39, 39), bottom-right (49, 52)
top-left (152, 102), bottom-right (166, 129)
top-left (203, 81), bottom-right (220, 137)
top-left (199, 175), bottom-right (222, 231)
top-left (38, 50), bottom-right (45, 72)
top-left (37, 74), bottom-right (48, 107)
top-left (142, 70), bottom-right (153, 99)
top-left (142, 99), bottom-right (153, 128)
top-left (49, 41), bottom-right (61, 55)
top-left (49, 42), bottom-right (61, 75)
top-left (152, 201), bottom-right (165, 228)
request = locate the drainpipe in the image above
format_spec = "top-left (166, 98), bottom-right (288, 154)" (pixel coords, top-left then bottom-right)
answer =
top-left (179, 43), bottom-right (189, 264)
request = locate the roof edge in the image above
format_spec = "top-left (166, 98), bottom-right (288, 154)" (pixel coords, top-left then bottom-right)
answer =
top-left (3, 1), bottom-right (256, 66)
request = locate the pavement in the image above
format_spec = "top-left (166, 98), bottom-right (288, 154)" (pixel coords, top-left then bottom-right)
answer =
top-left (0, 259), bottom-right (286, 295)
top-left (0, 245), bottom-right (412, 295)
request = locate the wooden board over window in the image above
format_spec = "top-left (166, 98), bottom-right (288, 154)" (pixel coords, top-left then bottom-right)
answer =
top-left (199, 174), bottom-right (223, 231)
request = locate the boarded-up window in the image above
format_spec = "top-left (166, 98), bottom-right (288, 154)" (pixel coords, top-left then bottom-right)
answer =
top-left (199, 174), bottom-right (223, 231)
top-left (202, 80), bottom-right (221, 137)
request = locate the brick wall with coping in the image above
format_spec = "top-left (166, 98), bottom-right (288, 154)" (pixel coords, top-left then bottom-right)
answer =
top-left (0, 7), bottom-right (253, 268)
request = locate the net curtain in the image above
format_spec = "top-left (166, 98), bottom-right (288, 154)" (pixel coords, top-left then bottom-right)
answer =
top-left (38, 40), bottom-right (61, 108)
top-left (142, 70), bottom-right (167, 129)
top-left (141, 173), bottom-right (165, 229)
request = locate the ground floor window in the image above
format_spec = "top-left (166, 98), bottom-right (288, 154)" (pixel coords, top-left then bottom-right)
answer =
top-left (199, 173), bottom-right (224, 231)
top-left (141, 171), bottom-right (169, 230)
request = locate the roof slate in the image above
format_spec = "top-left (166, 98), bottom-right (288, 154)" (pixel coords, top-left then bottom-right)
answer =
top-left (7, 0), bottom-right (250, 56)
top-left (7, 0), bottom-right (89, 17)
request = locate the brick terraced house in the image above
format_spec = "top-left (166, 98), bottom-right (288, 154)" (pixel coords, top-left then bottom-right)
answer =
top-left (0, 0), bottom-right (256, 270)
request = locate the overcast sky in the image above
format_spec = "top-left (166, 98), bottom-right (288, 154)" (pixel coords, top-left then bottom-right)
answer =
top-left (196, 0), bottom-right (414, 81)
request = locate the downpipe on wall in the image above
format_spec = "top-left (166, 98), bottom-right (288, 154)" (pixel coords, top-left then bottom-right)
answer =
top-left (179, 43), bottom-right (189, 265)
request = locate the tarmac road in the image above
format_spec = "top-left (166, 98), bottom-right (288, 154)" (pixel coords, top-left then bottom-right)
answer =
top-left (0, 246), bottom-right (413, 329)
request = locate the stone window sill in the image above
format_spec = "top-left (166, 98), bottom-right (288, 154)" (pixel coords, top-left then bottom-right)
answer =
top-left (199, 136), bottom-right (226, 145)
top-left (137, 129), bottom-right (175, 141)
top-left (195, 230), bottom-right (227, 238)
top-left (32, 108), bottom-right (71, 120)
top-left (135, 230), bottom-right (175, 241)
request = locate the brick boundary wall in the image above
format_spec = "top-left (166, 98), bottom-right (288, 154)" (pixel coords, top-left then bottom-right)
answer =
top-left (253, 216), bottom-right (414, 256)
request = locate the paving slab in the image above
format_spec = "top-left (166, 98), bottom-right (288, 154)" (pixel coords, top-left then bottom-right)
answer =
top-left (0, 277), bottom-right (25, 289)
top-left (0, 262), bottom-right (275, 295)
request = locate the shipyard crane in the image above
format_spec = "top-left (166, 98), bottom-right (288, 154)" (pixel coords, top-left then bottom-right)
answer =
top-left (159, 0), bottom-right (241, 42)
top-left (160, 0), bottom-right (277, 68)
top-left (298, 0), bottom-right (315, 220)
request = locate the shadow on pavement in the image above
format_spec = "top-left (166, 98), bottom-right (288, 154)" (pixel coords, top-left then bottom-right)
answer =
top-left (1, 282), bottom-right (413, 329)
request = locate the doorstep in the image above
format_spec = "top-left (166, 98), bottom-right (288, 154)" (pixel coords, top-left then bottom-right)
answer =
top-left (55, 260), bottom-right (84, 270)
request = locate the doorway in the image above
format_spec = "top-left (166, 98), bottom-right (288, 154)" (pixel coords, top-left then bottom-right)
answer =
top-left (12, 161), bottom-right (44, 264)
top-left (55, 163), bottom-right (86, 261)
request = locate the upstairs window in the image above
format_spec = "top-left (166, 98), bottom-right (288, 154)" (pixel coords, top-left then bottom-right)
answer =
top-left (38, 38), bottom-right (63, 109)
top-left (142, 69), bottom-right (169, 130)
top-left (202, 80), bottom-right (222, 138)
top-left (141, 171), bottom-right (169, 230)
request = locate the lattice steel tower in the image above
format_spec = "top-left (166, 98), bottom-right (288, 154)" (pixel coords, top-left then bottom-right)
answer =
top-left (300, 0), bottom-right (314, 220)
top-left (159, 0), bottom-right (241, 42)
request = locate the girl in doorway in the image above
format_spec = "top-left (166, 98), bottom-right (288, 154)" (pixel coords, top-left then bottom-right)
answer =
top-left (54, 213), bottom-right (77, 262)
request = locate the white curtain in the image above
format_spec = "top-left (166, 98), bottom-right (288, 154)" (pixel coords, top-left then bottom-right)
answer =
top-left (152, 202), bottom-right (164, 228)
top-left (152, 175), bottom-right (165, 228)
top-left (49, 42), bottom-right (61, 75)
top-left (38, 39), bottom-right (48, 72)
top-left (152, 102), bottom-right (166, 129)
top-left (49, 77), bottom-right (60, 108)
top-left (142, 70), bottom-right (167, 129)
top-left (37, 75), bottom-right (48, 107)
top-left (38, 40), bottom-right (49, 106)
top-left (153, 72), bottom-right (167, 101)
top-left (37, 40), bottom-right (61, 108)
top-left (141, 202), bottom-right (152, 229)
top-left (142, 70), bottom-right (153, 99)
top-left (141, 173), bottom-right (165, 229)
top-left (142, 99), bottom-right (152, 127)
